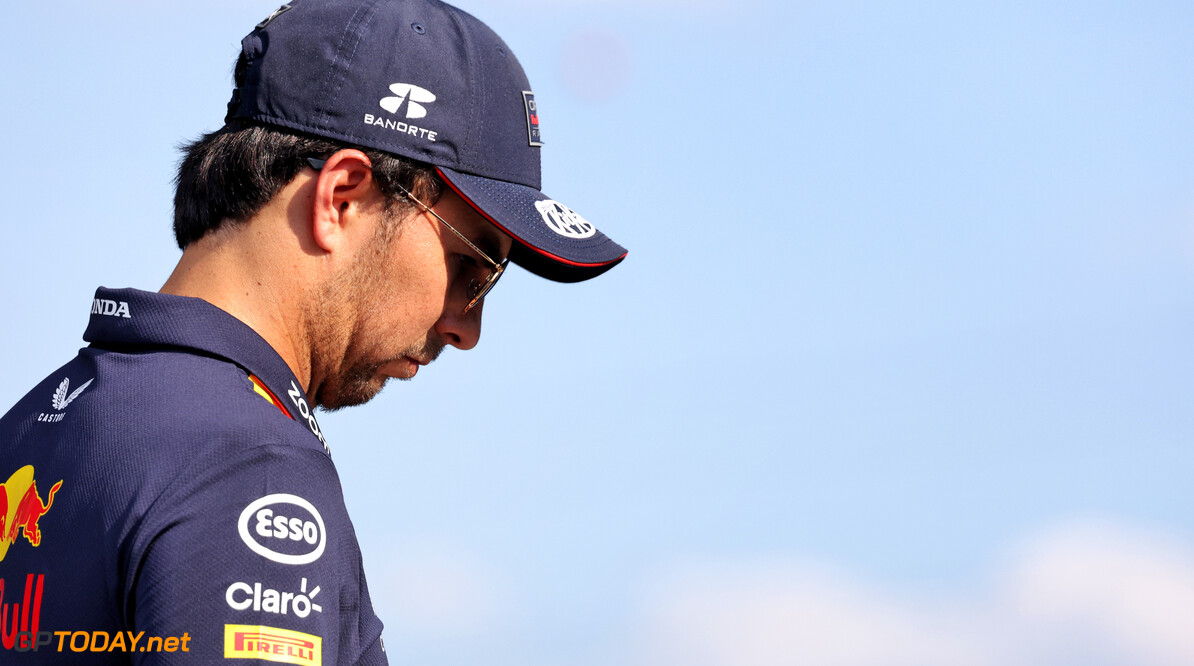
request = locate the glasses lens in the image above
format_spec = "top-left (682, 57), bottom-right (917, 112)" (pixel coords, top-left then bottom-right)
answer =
top-left (463, 259), bottom-right (508, 313)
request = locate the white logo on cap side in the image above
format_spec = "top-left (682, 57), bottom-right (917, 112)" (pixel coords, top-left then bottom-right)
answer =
top-left (535, 200), bottom-right (596, 239)
top-left (380, 83), bottom-right (436, 119)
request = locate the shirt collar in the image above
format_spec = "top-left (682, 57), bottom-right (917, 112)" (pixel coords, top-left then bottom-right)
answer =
top-left (83, 287), bottom-right (329, 453)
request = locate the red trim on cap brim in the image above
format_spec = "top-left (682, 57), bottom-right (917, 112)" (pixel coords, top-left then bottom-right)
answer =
top-left (435, 167), bottom-right (627, 269)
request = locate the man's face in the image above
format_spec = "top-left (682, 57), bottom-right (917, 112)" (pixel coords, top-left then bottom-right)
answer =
top-left (308, 186), bottom-right (513, 410)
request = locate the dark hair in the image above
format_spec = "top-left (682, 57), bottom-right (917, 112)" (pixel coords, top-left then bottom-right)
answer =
top-left (172, 120), bottom-right (441, 249)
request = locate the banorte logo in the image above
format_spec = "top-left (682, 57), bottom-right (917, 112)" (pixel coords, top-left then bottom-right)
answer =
top-left (0, 466), bottom-right (62, 562)
top-left (363, 83), bottom-right (440, 142)
top-left (379, 83), bottom-right (436, 119)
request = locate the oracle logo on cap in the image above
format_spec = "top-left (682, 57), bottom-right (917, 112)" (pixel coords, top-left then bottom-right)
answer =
top-left (535, 200), bottom-right (595, 239)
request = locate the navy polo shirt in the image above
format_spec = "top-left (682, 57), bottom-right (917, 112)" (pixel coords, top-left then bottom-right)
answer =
top-left (0, 287), bottom-right (387, 664)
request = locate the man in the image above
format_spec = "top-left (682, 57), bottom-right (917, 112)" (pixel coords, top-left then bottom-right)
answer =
top-left (0, 0), bottom-right (625, 663)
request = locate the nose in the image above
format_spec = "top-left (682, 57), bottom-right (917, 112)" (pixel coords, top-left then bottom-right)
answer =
top-left (435, 299), bottom-right (483, 350)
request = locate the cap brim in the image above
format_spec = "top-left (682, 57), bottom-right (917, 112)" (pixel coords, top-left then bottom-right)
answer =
top-left (437, 167), bottom-right (627, 283)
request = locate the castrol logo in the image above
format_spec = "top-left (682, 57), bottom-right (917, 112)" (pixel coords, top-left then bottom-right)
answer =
top-left (237, 494), bottom-right (326, 565)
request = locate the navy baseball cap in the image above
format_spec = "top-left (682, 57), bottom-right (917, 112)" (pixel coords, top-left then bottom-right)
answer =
top-left (226, 0), bottom-right (626, 282)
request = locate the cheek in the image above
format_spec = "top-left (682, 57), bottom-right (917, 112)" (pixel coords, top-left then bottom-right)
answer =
top-left (379, 240), bottom-right (453, 330)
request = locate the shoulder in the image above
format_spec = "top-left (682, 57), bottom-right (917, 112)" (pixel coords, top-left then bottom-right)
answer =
top-left (2, 344), bottom-right (333, 535)
top-left (70, 344), bottom-right (327, 458)
top-left (128, 439), bottom-right (380, 664)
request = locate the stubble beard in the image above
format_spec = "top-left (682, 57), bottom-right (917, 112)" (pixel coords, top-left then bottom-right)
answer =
top-left (305, 219), bottom-right (445, 411)
top-left (318, 333), bottom-right (445, 411)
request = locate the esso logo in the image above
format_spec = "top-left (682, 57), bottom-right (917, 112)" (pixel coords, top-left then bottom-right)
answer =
top-left (237, 494), bottom-right (326, 565)
top-left (535, 200), bottom-right (596, 239)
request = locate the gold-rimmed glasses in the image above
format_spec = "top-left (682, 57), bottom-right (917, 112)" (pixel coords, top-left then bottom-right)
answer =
top-left (308, 157), bottom-right (508, 314)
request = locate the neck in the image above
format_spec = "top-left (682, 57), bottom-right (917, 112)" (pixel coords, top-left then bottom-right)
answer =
top-left (161, 225), bottom-right (315, 393)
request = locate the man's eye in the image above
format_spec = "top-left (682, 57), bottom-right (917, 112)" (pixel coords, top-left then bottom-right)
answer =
top-left (459, 254), bottom-right (480, 269)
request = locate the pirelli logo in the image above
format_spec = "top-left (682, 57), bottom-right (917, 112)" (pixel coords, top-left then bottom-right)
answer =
top-left (224, 624), bottom-right (320, 665)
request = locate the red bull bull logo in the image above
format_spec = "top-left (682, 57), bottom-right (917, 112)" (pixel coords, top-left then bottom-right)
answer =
top-left (0, 466), bottom-right (63, 562)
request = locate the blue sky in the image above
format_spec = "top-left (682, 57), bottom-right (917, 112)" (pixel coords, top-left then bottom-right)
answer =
top-left (3, 1), bottom-right (1194, 664)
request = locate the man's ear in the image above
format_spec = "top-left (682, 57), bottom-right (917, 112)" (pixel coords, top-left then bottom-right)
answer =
top-left (310, 149), bottom-right (376, 254)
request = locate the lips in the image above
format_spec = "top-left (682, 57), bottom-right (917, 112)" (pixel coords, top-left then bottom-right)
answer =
top-left (379, 357), bottom-right (422, 379)
top-left (404, 358), bottom-right (423, 378)
top-left (378, 339), bottom-right (444, 381)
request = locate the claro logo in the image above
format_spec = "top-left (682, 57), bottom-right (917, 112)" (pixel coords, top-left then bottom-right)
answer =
top-left (237, 495), bottom-right (326, 565)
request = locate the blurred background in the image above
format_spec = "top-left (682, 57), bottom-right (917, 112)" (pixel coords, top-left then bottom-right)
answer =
top-left (3, 0), bottom-right (1194, 664)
